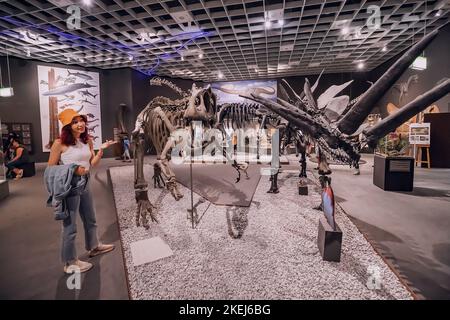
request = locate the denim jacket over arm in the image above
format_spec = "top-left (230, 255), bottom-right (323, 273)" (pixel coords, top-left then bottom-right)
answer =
top-left (44, 164), bottom-right (88, 220)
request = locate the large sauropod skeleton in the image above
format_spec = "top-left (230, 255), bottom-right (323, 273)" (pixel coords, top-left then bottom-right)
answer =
top-left (242, 29), bottom-right (450, 175)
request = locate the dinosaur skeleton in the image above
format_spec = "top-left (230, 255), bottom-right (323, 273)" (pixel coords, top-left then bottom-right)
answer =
top-left (242, 29), bottom-right (450, 175)
top-left (132, 79), bottom-right (260, 228)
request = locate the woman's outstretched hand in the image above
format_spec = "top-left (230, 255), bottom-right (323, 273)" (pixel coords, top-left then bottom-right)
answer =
top-left (100, 140), bottom-right (117, 150)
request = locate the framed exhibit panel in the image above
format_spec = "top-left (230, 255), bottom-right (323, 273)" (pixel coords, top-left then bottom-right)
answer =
top-left (409, 123), bottom-right (431, 145)
top-left (1, 122), bottom-right (33, 154)
top-left (37, 65), bottom-right (102, 151)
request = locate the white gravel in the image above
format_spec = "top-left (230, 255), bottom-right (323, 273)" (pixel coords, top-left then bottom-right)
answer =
top-left (109, 165), bottom-right (413, 300)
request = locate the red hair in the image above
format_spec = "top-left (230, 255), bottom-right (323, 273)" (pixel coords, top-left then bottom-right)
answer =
top-left (59, 121), bottom-right (90, 146)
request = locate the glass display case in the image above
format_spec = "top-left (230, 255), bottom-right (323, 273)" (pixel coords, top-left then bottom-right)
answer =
top-left (375, 132), bottom-right (411, 157)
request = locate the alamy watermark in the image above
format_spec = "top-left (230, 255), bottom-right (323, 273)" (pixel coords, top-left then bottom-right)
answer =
top-left (66, 266), bottom-right (81, 290)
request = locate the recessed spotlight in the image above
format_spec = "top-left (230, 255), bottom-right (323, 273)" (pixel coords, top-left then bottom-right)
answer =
top-left (357, 62), bottom-right (365, 70)
top-left (382, 46), bottom-right (387, 52)
top-left (341, 27), bottom-right (350, 35)
top-left (265, 20), bottom-right (272, 29)
top-left (198, 53), bottom-right (204, 59)
top-left (278, 19), bottom-right (284, 27)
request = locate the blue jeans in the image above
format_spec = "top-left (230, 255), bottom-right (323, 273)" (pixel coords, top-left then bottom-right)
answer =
top-left (61, 179), bottom-right (99, 263)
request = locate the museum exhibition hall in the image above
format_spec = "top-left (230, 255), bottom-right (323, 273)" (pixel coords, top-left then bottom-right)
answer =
top-left (0, 0), bottom-right (449, 302)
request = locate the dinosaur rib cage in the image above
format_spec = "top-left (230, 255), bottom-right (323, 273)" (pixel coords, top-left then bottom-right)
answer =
top-left (141, 100), bottom-right (186, 155)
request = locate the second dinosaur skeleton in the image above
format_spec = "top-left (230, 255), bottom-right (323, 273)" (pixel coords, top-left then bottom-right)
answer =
top-left (242, 29), bottom-right (450, 176)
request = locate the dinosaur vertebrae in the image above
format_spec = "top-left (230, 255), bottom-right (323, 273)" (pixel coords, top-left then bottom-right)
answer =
top-left (150, 77), bottom-right (189, 98)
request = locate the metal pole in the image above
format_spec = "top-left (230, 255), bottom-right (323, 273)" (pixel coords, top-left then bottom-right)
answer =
top-left (190, 123), bottom-right (194, 228)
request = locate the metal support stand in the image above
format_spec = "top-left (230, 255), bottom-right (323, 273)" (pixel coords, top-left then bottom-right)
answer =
top-left (189, 123), bottom-right (195, 229)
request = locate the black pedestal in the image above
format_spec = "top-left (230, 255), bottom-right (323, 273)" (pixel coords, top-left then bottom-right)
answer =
top-left (317, 216), bottom-right (342, 262)
top-left (373, 154), bottom-right (414, 191)
top-left (298, 185), bottom-right (308, 195)
top-left (0, 180), bottom-right (9, 201)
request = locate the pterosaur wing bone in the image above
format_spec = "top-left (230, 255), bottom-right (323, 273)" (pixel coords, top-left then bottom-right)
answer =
top-left (338, 29), bottom-right (439, 134)
top-left (317, 80), bottom-right (353, 110)
top-left (311, 69), bottom-right (324, 93)
top-left (281, 79), bottom-right (302, 101)
top-left (324, 96), bottom-right (350, 121)
top-left (364, 79), bottom-right (450, 142)
top-left (304, 79), bottom-right (317, 110)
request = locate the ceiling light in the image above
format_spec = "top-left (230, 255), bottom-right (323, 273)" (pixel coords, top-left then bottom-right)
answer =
top-left (218, 72), bottom-right (224, 79)
top-left (0, 87), bottom-right (14, 97)
top-left (278, 20), bottom-right (284, 26)
top-left (341, 27), bottom-right (350, 35)
top-left (198, 53), bottom-right (204, 59)
top-left (26, 48), bottom-right (30, 57)
top-left (181, 56), bottom-right (185, 61)
top-left (80, 58), bottom-right (85, 63)
top-left (265, 20), bottom-right (272, 29)
top-left (435, 10), bottom-right (442, 17)
top-left (410, 56), bottom-right (427, 70)
top-left (82, 0), bottom-right (92, 6)
top-left (128, 55), bottom-right (134, 61)
top-left (357, 62), bottom-right (365, 70)
top-left (382, 46), bottom-right (387, 52)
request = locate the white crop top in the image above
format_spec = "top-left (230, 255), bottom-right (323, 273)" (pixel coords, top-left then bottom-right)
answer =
top-left (60, 139), bottom-right (92, 169)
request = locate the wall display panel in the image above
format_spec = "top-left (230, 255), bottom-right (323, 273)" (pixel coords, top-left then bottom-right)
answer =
top-left (1, 122), bottom-right (33, 154)
top-left (212, 80), bottom-right (277, 104)
top-left (37, 65), bottom-right (102, 151)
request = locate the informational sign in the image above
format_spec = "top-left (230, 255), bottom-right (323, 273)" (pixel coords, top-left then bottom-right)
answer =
top-left (409, 123), bottom-right (430, 145)
top-left (37, 65), bottom-right (102, 151)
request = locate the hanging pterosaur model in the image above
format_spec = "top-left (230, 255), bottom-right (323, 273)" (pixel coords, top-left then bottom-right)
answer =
top-left (241, 29), bottom-right (450, 175)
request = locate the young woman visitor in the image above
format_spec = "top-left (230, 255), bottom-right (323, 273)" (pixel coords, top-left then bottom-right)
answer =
top-left (47, 108), bottom-right (117, 274)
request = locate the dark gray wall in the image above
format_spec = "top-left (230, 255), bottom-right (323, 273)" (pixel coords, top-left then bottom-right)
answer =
top-left (370, 24), bottom-right (450, 117)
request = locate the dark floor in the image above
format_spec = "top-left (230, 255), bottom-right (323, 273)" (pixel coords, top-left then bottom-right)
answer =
top-left (0, 159), bottom-right (129, 300)
top-left (310, 154), bottom-right (450, 300)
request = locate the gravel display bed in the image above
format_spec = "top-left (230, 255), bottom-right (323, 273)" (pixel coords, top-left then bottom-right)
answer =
top-left (109, 165), bottom-right (412, 300)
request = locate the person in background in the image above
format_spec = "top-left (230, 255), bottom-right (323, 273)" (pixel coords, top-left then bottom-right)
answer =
top-left (47, 108), bottom-right (117, 274)
top-left (121, 133), bottom-right (131, 162)
top-left (6, 136), bottom-right (30, 180)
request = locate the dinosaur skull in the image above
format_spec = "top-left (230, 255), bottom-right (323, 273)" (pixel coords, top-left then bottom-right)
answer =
top-left (184, 83), bottom-right (217, 123)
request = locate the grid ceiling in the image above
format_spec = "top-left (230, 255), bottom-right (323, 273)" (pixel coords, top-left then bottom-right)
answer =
top-left (0, 0), bottom-right (449, 82)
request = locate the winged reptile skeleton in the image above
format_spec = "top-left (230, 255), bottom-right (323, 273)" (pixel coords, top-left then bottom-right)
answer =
top-left (241, 29), bottom-right (450, 176)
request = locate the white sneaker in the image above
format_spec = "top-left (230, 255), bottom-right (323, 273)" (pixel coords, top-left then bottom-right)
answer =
top-left (64, 259), bottom-right (93, 274)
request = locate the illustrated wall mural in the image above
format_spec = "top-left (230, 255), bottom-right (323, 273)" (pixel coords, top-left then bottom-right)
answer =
top-left (37, 65), bottom-right (102, 151)
top-left (211, 80), bottom-right (277, 104)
